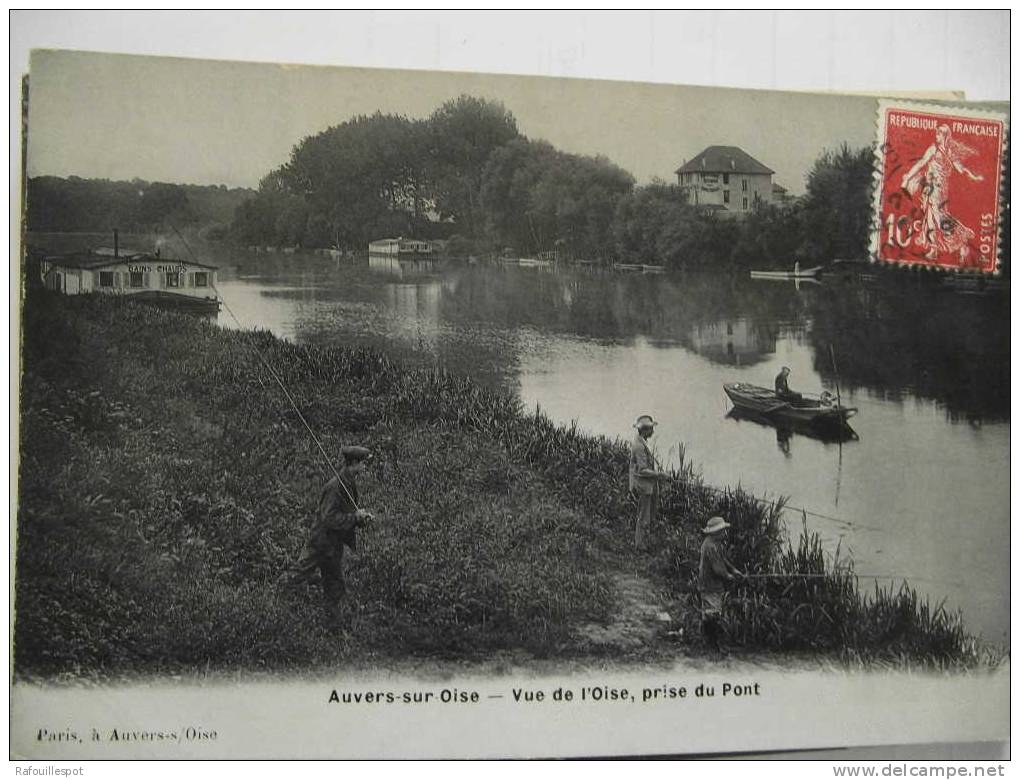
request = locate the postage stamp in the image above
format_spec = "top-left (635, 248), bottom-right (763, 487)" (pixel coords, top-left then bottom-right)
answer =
top-left (871, 100), bottom-right (1008, 273)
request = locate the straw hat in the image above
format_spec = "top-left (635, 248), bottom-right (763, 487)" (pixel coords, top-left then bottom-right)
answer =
top-left (633, 414), bottom-right (658, 430)
top-left (702, 516), bottom-right (731, 535)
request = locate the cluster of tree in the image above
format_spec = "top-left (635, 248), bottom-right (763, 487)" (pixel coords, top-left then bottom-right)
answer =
top-left (480, 139), bottom-right (634, 259)
top-left (611, 144), bottom-right (875, 271)
top-left (232, 95), bottom-right (885, 271)
top-left (231, 96), bottom-right (633, 258)
top-left (26, 176), bottom-right (255, 235)
top-left (233, 96), bottom-right (521, 250)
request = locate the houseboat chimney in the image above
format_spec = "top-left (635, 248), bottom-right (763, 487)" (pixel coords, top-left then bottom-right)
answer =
top-left (113, 229), bottom-right (119, 259)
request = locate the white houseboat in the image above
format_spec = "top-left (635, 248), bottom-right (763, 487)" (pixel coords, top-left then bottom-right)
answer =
top-left (368, 237), bottom-right (433, 257)
top-left (41, 246), bottom-right (220, 312)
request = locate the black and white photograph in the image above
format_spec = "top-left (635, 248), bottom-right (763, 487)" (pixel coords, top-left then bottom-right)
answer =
top-left (9, 12), bottom-right (1011, 761)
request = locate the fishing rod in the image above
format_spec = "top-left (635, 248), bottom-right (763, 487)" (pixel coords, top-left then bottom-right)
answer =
top-left (737, 572), bottom-right (966, 587)
top-left (829, 344), bottom-right (843, 410)
top-left (167, 224), bottom-right (361, 511)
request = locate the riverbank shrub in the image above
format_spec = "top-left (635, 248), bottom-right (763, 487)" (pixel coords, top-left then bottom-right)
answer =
top-left (15, 293), bottom-right (615, 676)
top-left (14, 292), bottom-right (990, 676)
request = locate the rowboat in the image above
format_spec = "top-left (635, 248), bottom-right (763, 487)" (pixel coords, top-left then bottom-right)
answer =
top-left (725, 407), bottom-right (859, 444)
top-left (723, 382), bottom-right (857, 427)
top-left (749, 265), bottom-right (822, 280)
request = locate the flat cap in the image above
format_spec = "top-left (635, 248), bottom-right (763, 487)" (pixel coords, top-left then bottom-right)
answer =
top-left (341, 445), bottom-right (372, 462)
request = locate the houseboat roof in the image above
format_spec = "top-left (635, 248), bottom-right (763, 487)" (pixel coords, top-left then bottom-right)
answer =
top-left (676, 146), bottom-right (775, 176)
top-left (43, 251), bottom-right (218, 270)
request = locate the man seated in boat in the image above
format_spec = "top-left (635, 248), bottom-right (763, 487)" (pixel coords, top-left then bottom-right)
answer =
top-left (774, 366), bottom-right (805, 405)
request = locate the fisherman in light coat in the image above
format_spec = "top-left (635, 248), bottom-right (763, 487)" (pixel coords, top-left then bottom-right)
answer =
top-left (293, 445), bottom-right (374, 621)
top-left (629, 415), bottom-right (669, 551)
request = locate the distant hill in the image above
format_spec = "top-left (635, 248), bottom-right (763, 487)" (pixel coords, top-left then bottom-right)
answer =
top-left (25, 176), bottom-right (255, 235)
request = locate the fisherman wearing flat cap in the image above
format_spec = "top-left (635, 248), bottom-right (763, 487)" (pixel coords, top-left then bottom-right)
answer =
top-left (699, 516), bottom-right (744, 653)
top-left (293, 445), bottom-right (375, 622)
top-left (629, 415), bottom-right (669, 551)
top-left (775, 366), bottom-right (803, 405)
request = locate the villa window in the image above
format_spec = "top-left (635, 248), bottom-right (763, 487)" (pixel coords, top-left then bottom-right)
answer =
top-left (723, 190), bottom-right (730, 204)
top-left (98, 271), bottom-right (114, 288)
top-left (742, 178), bottom-right (748, 192)
top-left (165, 271), bottom-right (181, 288)
top-left (194, 272), bottom-right (209, 288)
top-left (723, 174), bottom-right (730, 184)
top-left (742, 197), bottom-right (749, 210)
top-left (129, 271), bottom-right (145, 288)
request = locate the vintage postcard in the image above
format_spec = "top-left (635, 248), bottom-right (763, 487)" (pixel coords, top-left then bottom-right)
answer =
top-left (11, 49), bottom-right (1009, 759)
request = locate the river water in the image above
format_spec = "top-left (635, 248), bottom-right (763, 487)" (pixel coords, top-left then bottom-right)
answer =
top-left (138, 247), bottom-right (1020, 643)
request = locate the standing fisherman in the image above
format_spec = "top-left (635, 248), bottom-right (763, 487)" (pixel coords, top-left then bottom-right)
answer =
top-left (293, 445), bottom-right (374, 622)
top-left (629, 415), bottom-right (669, 551)
top-left (699, 516), bottom-right (744, 653)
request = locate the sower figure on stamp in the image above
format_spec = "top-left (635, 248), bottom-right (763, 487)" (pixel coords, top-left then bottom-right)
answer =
top-left (629, 415), bottom-right (669, 552)
top-left (293, 445), bottom-right (374, 622)
top-left (900, 124), bottom-right (982, 264)
top-left (699, 516), bottom-right (744, 654)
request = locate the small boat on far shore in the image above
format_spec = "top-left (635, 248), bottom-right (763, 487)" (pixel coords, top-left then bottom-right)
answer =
top-left (750, 264), bottom-right (822, 280)
top-left (613, 263), bottom-right (665, 274)
top-left (723, 382), bottom-right (857, 427)
top-left (502, 256), bottom-right (553, 268)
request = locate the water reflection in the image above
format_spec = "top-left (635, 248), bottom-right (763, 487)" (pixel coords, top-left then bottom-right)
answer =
top-left (689, 319), bottom-right (777, 366)
top-left (807, 281), bottom-right (1010, 423)
top-left (725, 407), bottom-right (859, 447)
top-left (211, 253), bottom-right (1010, 424)
top-left (384, 282), bottom-right (442, 353)
top-left (368, 255), bottom-right (437, 280)
top-left (203, 252), bottom-right (1008, 642)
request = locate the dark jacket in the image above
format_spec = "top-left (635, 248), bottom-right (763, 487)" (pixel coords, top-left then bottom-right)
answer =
top-left (312, 474), bottom-right (361, 553)
top-left (699, 536), bottom-right (733, 594)
top-left (775, 372), bottom-right (791, 395)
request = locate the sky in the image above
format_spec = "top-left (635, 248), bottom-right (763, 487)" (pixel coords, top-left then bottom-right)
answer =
top-left (26, 49), bottom-right (884, 194)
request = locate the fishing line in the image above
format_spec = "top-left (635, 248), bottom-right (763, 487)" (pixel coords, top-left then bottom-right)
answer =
top-left (656, 448), bottom-right (963, 588)
top-left (715, 485), bottom-right (884, 533)
top-left (652, 447), bottom-right (882, 532)
top-left (739, 573), bottom-right (967, 588)
top-left (168, 224), bottom-right (360, 510)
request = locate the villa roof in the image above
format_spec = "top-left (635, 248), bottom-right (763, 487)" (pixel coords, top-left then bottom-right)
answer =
top-left (676, 146), bottom-right (775, 176)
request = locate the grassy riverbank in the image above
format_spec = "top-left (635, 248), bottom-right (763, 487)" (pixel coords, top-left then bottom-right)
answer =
top-left (14, 292), bottom-right (996, 678)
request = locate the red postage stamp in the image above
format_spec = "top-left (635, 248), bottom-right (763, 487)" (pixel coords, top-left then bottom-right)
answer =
top-left (871, 100), bottom-right (1008, 273)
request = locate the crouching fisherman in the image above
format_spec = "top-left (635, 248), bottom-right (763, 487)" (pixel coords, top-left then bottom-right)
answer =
top-left (292, 446), bottom-right (375, 622)
top-left (699, 516), bottom-right (743, 654)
